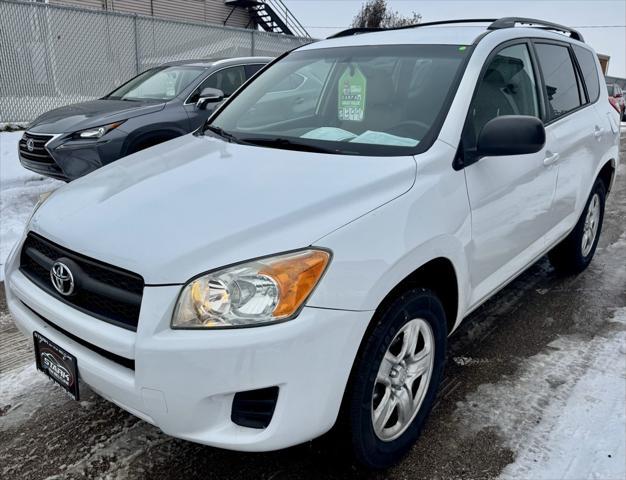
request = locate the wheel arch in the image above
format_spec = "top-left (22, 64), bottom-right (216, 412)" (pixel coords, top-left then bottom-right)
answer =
top-left (122, 127), bottom-right (186, 157)
top-left (597, 159), bottom-right (616, 194)
top-left (371, 257), bottom-right (460, 336)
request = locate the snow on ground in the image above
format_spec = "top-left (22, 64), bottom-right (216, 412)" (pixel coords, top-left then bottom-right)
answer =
top-left (0, 363), bottom-right (50, 430)
top-left (0, 131), bottom-right (61, 280)
top-left (457, 308), bottom-right (626, 480)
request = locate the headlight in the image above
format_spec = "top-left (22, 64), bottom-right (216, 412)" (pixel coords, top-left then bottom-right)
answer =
top-left (172, 249), bottom-right (331, 329)
top-left (76, 121), bottom-right (125, 139)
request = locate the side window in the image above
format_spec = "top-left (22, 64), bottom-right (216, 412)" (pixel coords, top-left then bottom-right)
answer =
top-left (573, 45), bottom-right (600, 103)
top-left (534, 43), bottom-right (582, 119)
top-left (469, 43), bottom-right (539, 141)
top-left (267, 72), bottom-right (306, 93)
top-left (188, 66), bottom-right (246, 103)
top-left (236, 59), bottom-right (332, 129)
top-left (244, 64), bottom-right (265, 78)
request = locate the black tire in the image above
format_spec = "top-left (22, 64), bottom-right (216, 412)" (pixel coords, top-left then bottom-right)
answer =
top-left (548, 178), bottom-right (606, 274)
top-left (346, 288), bottom-right (447, 469)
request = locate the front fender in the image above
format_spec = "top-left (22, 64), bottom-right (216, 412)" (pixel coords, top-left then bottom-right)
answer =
top-left (309, 141), bottom-right (473, 331)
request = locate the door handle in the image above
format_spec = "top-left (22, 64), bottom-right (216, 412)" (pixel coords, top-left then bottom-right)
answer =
top-left (543, 151), bottom-right (560, 166)
top-left (593, 126), bottom-right (604, 139)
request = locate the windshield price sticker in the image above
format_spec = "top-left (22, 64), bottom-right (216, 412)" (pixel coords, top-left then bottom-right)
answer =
top-left (338, 66), bottom-right (367, 122)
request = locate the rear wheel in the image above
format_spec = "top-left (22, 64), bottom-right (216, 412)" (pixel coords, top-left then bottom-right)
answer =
top-left (549, 178), bottom-right (606, 274)
top-left (345, 289), bottom-right (447, 469)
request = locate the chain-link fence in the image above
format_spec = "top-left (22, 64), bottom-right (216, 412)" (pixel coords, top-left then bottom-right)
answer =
top-left (0, 0), bottom-right (313, 123)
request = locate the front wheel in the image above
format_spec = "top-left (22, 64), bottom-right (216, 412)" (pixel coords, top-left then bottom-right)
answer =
top-left (345, 289), bottom-right (447, 469)
top-left (549, 178), bottom-right (606, 274)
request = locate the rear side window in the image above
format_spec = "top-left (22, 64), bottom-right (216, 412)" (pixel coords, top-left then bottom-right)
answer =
top-left (534, 43), bottom-right (582, 119)
top-left (573, 45), bottom-right (600, 103)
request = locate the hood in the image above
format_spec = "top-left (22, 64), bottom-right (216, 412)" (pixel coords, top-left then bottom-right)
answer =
top-left (31, 134), bottom-right (416, 284)
top-left (28, 99), bottom-right (166, 134)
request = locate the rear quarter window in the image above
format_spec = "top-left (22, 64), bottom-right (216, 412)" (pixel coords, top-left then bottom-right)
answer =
top-left (573, 45), bottom-right (600, 103)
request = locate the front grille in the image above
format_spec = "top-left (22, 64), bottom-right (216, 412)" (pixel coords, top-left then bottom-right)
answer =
top-left (19, 132), bottom-right (55, 164)
top-left (20, 232), bottom-right (144, 331)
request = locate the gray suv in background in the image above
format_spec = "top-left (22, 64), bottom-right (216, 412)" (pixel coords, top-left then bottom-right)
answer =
top-left (18, 57), bottom-right (272, 181)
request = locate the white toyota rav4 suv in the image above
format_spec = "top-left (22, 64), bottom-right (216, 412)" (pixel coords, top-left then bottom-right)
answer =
top-left (5, 18), bottom-right (620, 469)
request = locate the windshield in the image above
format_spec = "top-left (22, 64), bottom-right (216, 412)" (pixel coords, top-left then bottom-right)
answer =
top-left (107, 66), bottom-right (206, 101)
top-left (209, 45), bottom-right (469, 156)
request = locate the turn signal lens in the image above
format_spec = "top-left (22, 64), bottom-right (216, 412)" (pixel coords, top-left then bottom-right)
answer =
top-left (171, 249), bottom-right (330, 329)
top-left (259, 250), bottom-right (330, 318)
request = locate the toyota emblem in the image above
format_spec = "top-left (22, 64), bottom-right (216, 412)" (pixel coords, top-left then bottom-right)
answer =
top-left (26, 138), bottom-right (35, 152)
top-left (50, 262), bottom-right (75, 296)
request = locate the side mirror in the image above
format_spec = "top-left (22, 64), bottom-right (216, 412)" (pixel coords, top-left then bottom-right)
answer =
top-left (196, 87), bottom-right (224, 110)
top-left (477, 115), bottom-right (546, 158)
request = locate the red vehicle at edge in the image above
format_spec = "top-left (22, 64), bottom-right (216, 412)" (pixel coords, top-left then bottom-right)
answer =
top-left (607, 83), bottom-right (626, 121)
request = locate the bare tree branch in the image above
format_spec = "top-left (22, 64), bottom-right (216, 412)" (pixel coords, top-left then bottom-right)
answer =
top-left (352, 0), bottom-right (422, 29)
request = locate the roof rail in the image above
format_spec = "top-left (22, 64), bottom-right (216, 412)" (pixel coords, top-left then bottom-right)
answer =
top-left (328, 17), bottom-right (585, 43)
top-left (327, 27), bottom-right (383, 39)
top-left (488, 17), bottom-right (584, 42)
top-left (328, 19), bottom-right (499, 39)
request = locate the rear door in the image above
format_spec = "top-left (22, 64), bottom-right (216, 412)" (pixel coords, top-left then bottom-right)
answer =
top-left (462, 41), bottom-right (557, 304)
top-left (533, 41), bottom-right (602, 244)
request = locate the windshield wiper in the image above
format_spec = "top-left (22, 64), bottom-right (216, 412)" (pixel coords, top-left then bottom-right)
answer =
top-left (205, 125), bottom-right (242, 144)
top-left (237, 137), bottom-right (340, 154)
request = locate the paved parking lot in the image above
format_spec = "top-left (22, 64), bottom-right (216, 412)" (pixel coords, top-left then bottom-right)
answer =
top-left (1, 132), bottom-right (624, 479)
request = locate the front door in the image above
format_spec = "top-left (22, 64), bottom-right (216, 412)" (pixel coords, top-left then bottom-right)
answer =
top-left (184, 65), bottom-right (247, 130)
top-left (463, 42), bottom-right (558, 305)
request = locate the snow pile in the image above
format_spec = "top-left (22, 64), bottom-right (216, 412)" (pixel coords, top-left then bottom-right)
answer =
top-left (456, 308), bottom-right (626, 480)
top-left (0, 363), bottom-right (51, 431)
top-left (0, 131), bottom-right (61, 280)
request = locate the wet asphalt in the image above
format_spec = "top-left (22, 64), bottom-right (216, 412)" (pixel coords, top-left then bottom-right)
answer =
top-left (0, 133), bottom-right (624, 480)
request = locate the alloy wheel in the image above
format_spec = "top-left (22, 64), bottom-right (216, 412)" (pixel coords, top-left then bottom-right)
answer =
top-left (371, 318), bottom-right (435, 442)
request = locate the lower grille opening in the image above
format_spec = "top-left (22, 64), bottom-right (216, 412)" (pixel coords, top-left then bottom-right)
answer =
top-left (23, 301), bottom-right (135, 371)
top-left (231, 386), bottom-right (279, 429)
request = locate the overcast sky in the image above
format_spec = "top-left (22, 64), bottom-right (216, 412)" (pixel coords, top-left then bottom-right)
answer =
top-left (284, 0), bottom-right (626, 78)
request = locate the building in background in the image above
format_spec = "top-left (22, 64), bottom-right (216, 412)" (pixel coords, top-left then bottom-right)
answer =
top-left (596, 53), bottom-right (626, 89)
top-left (597, 53), bottom-right (610, 75)
top-left (606, 75), bottom-right (626, 89)
top-left (45, 0), bottom-right (309, 37)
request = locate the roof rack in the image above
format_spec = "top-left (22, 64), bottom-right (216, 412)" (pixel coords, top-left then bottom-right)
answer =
top-left (327, 27), bottom-right (383, 39)
top-left (327, 17), bottom-right (584, 42)
top-left (328, 19), bottom-right (498, 39)
top-left (488, 17), bottom-right (584, 42)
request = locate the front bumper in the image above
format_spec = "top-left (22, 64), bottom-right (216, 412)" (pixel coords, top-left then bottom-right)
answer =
top-left (18, 130), bottom-right (126, 181)
top-left (4, 242), bottom-right (371, 451)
